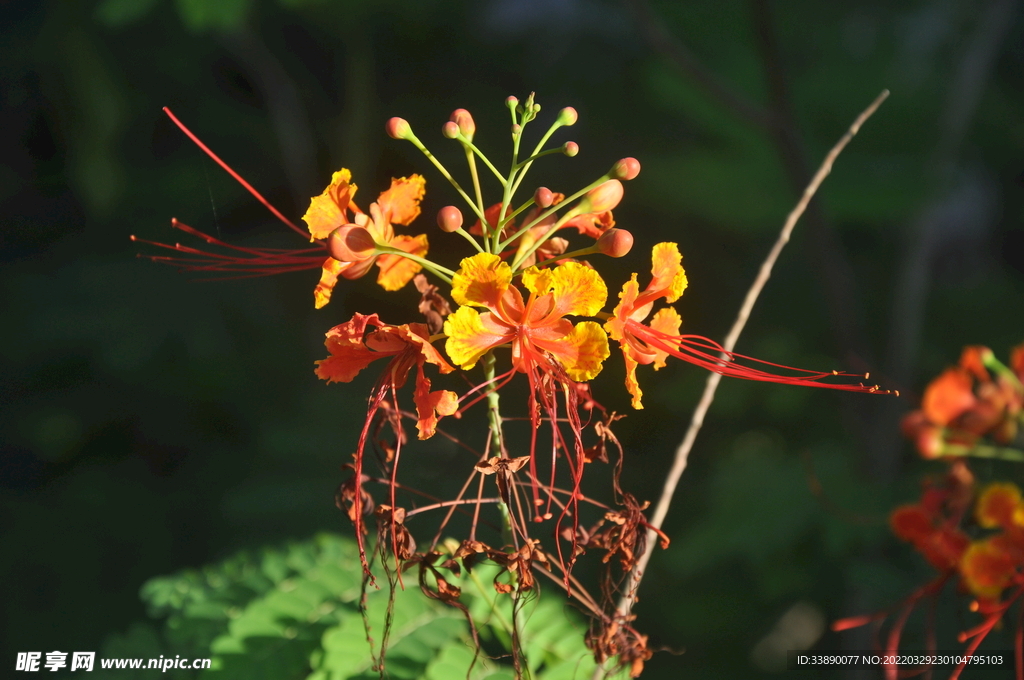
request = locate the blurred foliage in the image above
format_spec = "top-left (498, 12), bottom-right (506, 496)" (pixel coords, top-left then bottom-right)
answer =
top-left (89, 533), bottom-right (627, 679)
top-left (2, 0), bottom-right (1022, 677)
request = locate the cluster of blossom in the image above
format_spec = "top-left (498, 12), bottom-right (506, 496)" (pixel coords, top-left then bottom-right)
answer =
top-left (838, 343), bottom-right (1024, 680)
top-left (143, 94), bottom-right (890, 676)
top-left (902, 345), bottom-right (1024, 460)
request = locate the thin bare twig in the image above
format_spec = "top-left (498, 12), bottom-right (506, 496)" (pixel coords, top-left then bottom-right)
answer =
top-left (609, 88), bottom-right (890, 636)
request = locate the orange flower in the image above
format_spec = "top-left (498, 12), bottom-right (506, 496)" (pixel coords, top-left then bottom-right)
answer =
top-left (960, 537), bottom-right (1017, 600)
top-left (443, 253), bottom-right (610, 548)
top-left (315, 313), bottom-right (457, 578)
top-left (315, 313), bottom-right (457, 440)
top-left (605, 243), bottom-right (885, 410)
top-left (303, 172), bottom-right (429, 308)
top-left (604, 243), bottom-right (686, 409)
top-left (890, 503), bottom-right (969, 571)
top-left (443, 253), bottom-right (610, 381)
top-left (922, 368), bottom-right (976, 427)
top-left (975, 482), bottom-right (1023, 529)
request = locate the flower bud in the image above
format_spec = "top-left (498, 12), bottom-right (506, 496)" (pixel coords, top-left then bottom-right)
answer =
top-left (450, 108), bottom-right (475, 141)
top-left (578, 179), bottom-right (623, 214)
top-left (611, 157), bottom-right (641, 181)
top-left (437, 206), bottom-right (463, 233)
top-left (596, 228), bottom-right (633, 258)
top-left (328, 224), bottom-right (377, 262)
top-left (534, 187), bottom-right (554, 209)
top-left (557, 107), bottom-right (578, 126)
top-left (505, 96), bottom-right (519, 110)
top-left (562, 141), bottom-right (579, 157)
top-left (386, 117), bottom-right (412, 140)
top-left (442, 121), bottom-right (460, 139)
top-left (511, 123), bottom-right (522, 136)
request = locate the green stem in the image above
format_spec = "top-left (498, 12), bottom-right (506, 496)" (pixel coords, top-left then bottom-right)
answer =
top-left (493, 127), bottom-right (524, 254)
top-left (481, 351), bottom-right (514, 549)
top-left (463, 146), bottom-right (489, 250)
top-left (459, 137), bottom-right (507, 186)
top-left (508, 123), bottom-right (565, 197)
top-left (498, 175), bottom-right (608, 252)
top-left (527, 245), bottom-right (599, 268)
top-left (405, 133), bottom-right (485, 221)
top-left (374, 245), bottom-right (455, 282)
top-left (944, 443), bottom-right (1024, 462)
top-left (452, 227), bottom-right (484, 253)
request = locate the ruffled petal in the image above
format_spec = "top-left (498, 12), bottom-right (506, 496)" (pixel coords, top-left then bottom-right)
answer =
top-left (649, 306), bottom-right (682, 370)
top-left (413, 365), bottom-right (458, 440)
top-left (975, 482), bottom-right (1022, 529)
top-left (605, 274), bottom-right (640, 342)
top-left (563, 209), bottom-right (615, 238)
top-left (303, 168), bottom-right (357, 240)
top-left (314, 313), bottom-right (384, 383)
top-left (376, 233), bottom-right (428, 291)
top-left (313, 257), bottom-right (351, 309)
top-left (648, 242), bottom-right (688, 303)
top-left (451, 253), bottom-right (512, 308)
top-left (563, 321), bottom-right (610, 382)
top-left (922, 367), bottom-right (976, 426)
top-left (377, 175), bottom-right (425, 226)
top-left (522, 262), bottom-right (607, 318)
top-left (395, 323), bottom-right (455, 374)
top-left (622, 346), bottom-right (643, 409)
top-left (960, 538), bottom-right (1015, 599)
top-left (444, 307), bottom-right (511, 370)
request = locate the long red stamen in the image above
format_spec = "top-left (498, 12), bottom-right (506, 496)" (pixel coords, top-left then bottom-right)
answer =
top-left (637, 323), bottom-right (894, 394)
top-left (162, 107), bottom-right (307, 238)
top-left (132, 219), bottom-right (326, 279)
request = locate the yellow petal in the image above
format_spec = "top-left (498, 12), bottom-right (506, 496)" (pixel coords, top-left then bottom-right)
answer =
top-left (377, 175), bottom-right (425, 226)
top-left (622, 347), bottom-right (643, 409)
top-left (451, 253), bottom-right (512, 308)
top-left (376, 234), bottom-right (428, 291)
top-left (313, 257), bottom-right (349, 309)
top-left (302, 169), bottom-right (358, 240)
top-left (976, 482), bottom-right (1022, 529)
top-left (522, 262), bottom-right (607, 317)
top-left (443, 306), bottom-right (510, 370)
top-left (563, 321), bottom-right (609, 382)
top-left (605, 275), bottom-right (640, 342)
top-left (649, 307), bottom-right (682, 369)
top-left (649, 243), bottom-right (688, 303)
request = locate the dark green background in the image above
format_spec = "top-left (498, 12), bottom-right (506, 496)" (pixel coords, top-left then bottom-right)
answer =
top-left (3, 0), bottom-right (1023, 677)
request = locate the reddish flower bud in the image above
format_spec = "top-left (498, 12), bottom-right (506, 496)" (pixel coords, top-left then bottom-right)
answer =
top-left (611, 157), bottom-right (641, 181)
top-left (386, 117), bottom-right (412, 140)
top-left (505, 96), bottom-right (519, 110)
top-left (442, 121), bottom-right (460, 139)
top-left (511, 123), bottom-right (522, 135)
top-left (437, 206), bottom-right (464, 233)
top-left (579, 179), bottom-right (623, 214)
top-left (450, 108), bottom-right (475, 141)
top-left (562, 141), bottom-right (579, 157)
top-left (557, 107), bottom-right (578, 126)
top-left (596, 228), bottom-right (633, 258)
top-left (534, 187), bottom-right (554, 209)
top-left (328, 224), bottom-right (377, 262)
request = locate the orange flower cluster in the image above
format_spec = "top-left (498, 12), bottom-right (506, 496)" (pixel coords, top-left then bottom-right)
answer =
top-left (890, 463), bottom-right (972, 573)
top-left (902, 344), bottom-right (1024, 459)
top-left (959, 481), bottom-right (1024, 600)
top-left (150, 95), bottom-right (896, 678)
top-left (846, 343), bottom-right (1024, 677)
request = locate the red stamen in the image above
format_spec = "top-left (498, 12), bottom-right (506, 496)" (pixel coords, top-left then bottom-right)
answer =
top-left (636, 323), bottom-right (892, 394)
top-left (132, 219), bottom-right (326, 280)
top-left (163, 108), bottom-right (307, 238)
